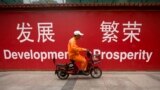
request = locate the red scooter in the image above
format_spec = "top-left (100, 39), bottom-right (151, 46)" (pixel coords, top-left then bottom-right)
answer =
top-left (53, 50), bottom-right (102, 80)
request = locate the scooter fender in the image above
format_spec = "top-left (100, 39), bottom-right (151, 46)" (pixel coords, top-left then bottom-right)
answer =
top-left (55, 64), bottom-right (66, 74)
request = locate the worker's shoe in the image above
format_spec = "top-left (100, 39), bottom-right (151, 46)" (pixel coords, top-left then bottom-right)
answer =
top-left (79, 70), bottom-right (89, 75)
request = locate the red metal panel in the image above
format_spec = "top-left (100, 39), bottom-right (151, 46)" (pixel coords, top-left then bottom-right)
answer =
top-left (0, 10), bottom-right (160, 70)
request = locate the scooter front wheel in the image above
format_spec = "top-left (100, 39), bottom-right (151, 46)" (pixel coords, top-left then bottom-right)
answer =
top-left (57, 70), bottom-right (69, 80)
top-left (90, 67), bottom-right (102, 78)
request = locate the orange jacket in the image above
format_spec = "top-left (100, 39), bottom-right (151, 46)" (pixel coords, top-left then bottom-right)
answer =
top-left (68, 37), bottom-right (86, 59)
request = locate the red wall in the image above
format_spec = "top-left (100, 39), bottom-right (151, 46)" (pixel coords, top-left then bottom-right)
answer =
top-left (0, 10), bottom-right (160, 70)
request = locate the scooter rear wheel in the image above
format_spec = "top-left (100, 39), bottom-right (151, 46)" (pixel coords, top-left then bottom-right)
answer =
top-left (91, 67), bottom-right (102, 78)
top-left (57, 70), bottom-right (69, 80)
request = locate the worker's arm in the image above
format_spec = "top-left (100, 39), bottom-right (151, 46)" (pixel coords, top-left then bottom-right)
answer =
top-left (71, 40), bottom-right (86, 52)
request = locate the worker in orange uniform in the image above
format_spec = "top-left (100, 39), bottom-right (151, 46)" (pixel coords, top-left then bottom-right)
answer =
top-left (68, 30), bottom-right (88, 74)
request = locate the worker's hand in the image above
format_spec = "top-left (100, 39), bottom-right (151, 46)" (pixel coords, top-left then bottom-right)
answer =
top-left (83, 48), bottom-right (88, 51)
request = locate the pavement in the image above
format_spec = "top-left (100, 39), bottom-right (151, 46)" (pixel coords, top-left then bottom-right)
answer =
top-left (0, 71), bottom-right (160, 90)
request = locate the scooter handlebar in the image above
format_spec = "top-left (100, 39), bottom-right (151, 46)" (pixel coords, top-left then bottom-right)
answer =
top-left (86, 50), bottom-right (92, 58)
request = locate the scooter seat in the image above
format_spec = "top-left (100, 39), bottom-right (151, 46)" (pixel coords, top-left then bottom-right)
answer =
top-left (57, 64), bottom-right (66, 67)
top-left (70, 59), bottom-right (75, 64)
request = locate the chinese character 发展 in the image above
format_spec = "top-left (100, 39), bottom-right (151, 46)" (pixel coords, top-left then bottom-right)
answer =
top-left (37, 22), bottom-right (55, 43)
top-left (17, 22), bottom-right (34, 43)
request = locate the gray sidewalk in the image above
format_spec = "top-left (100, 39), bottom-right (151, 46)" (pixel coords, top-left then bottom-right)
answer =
top-left (0, 71), bottom-right (160, 90)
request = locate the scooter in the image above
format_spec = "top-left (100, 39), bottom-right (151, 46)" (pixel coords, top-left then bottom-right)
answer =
top-left (53, 50), bottom-right (102, 80)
